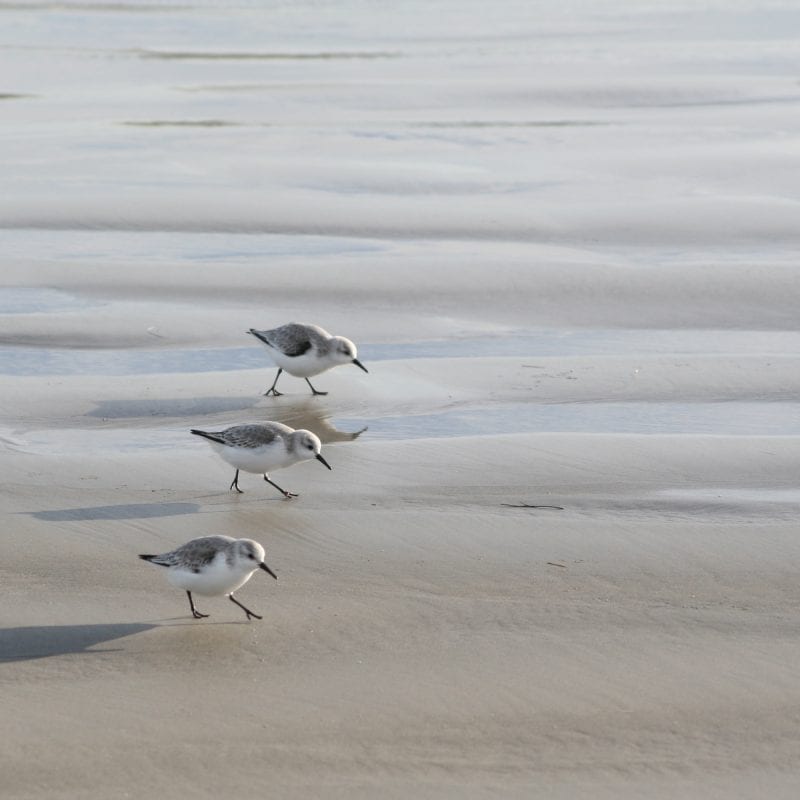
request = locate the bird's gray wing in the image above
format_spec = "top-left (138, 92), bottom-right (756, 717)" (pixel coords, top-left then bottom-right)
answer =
top-left (170, 536), bottom-right (234, 570)
top-left (221, 423), bottom-right (289, 449)
top-left (257, 323), bottom-right (328, 357)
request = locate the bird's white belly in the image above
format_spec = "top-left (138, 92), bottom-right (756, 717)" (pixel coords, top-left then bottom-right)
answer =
top-left (213, 442), bottom-right (294, 474)
top-left (168, 557), bottom-right (256, 597)
top-left (268, 348), bottom-right (331, 378)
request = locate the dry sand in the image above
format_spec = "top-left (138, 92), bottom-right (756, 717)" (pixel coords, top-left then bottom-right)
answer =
top-left (2, 258), bottom-right (800, 799)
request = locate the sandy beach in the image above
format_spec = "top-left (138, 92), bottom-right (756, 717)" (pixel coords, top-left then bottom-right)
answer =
top-left (2, 2), bottom-right (800, 798)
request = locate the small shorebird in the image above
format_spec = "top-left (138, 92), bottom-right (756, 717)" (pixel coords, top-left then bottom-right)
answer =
top-left (190, 421), bottom-right (331, 497)
top-left (139, 535), bottom-right (278, 620)
top-left (247, 322), bottom-right (368, 396)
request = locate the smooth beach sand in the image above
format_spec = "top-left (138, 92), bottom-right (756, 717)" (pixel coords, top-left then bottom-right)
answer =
top-left (3, 263), bottom-right (800, 799)
top-left (2, 1), bottom-right (800, 798)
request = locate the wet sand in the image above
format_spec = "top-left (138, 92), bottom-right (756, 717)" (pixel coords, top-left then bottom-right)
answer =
top-left (3, 1), bottom-right (800, 798)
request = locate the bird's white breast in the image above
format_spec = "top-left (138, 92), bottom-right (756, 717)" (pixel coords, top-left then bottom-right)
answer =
top-left (167, 552), bottom-right (257, 596)
top-left (267, 347), bottom-right (335, 378)
top-left (212, 441), bottom-right (295, 473)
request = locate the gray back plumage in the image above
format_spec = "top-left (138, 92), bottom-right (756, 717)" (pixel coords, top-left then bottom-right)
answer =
top-left (147, 535), bottom-right (236, 569)
top-left (202, 422), bottom-right (293, 450)
top-left (251, 323), bottom-right (332, 357)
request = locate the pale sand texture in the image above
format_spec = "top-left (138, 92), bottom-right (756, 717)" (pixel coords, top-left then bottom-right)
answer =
top-left (2, 258), bottom-right (800, 799)
top-left (3, 0), bottom-right (800, 796)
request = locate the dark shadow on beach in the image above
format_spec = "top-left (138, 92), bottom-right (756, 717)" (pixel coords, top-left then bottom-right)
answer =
top-left (29, 502), bottom-right (200, 522)
top-left (88, 396), bottom-right (260, 419)
top-left (0, 623), bottom-right (155, 663)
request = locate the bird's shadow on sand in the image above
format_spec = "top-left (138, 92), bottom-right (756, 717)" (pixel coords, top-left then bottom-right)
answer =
top-left (0, 622), bottom-right (156, 663)
top-left (87, 396), bottom-right (260, 419)
top-left (27, 502), bottom-right (200, 522)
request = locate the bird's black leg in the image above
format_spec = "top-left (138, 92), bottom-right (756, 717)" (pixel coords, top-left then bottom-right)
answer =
top-left (229, 593), bottom-right (262, 620)
top-left (305, 377), bottom-right (328, 396)
top-left (264, 368), bottom-right (284, 396)
top-left (229, 469), bottom-right (244, 494)
top-left (264, 473), bottom-right (298, 498)
top-left (187, 591), bottom-right (209, 619)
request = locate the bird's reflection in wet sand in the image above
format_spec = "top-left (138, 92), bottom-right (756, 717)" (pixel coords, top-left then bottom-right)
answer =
top-left (258, 399), bottom-right (367, 444)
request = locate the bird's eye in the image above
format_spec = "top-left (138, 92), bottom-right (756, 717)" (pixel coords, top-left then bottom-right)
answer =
top-left (248, 554), bottom-right (255, 559)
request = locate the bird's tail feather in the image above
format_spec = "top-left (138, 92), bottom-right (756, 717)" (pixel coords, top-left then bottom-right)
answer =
top-left (190, 429), bottom-right (226, 444)
top-left (139, 554), bottom-right (169, 567)
top-left (247, 329), bottom-right (272, 347)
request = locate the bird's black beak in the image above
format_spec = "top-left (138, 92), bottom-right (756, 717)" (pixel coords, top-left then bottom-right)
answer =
top-left (316, 453), bottom-right (332, 470)
top-left (353, 358), bottom-right (368, 373)
top-left (260, 562), bottom-right (278, 580)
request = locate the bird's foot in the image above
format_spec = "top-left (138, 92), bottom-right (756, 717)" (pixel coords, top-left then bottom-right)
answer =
top-left (191, 610), bottom-right (210, 619)
top-left (264, 388), bottom-right (283, 397)
top-left (264, 475), bottom-right (298, 498)
top-left (230, 594), bottom-right (263, 620)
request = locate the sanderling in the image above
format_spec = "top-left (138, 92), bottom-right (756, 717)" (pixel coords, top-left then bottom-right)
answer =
top-left (191, 421), bottom-right (332, 498)
top-left (139, 535), bottom-right (277, 620)
top-left (247, 322), bottom-right (368, 396)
